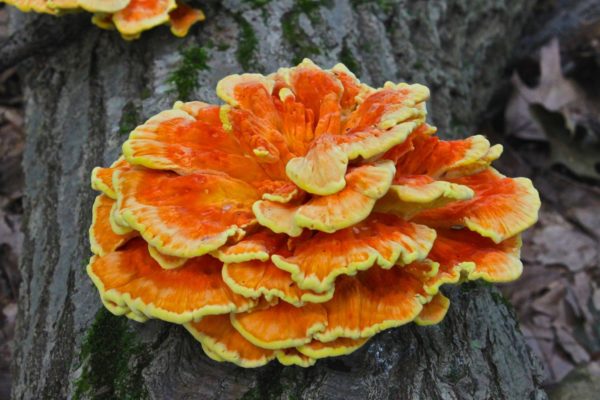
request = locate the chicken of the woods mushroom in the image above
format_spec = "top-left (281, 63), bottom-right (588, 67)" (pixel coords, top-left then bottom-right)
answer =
top-left (87, 59), bottom-right (541, 367)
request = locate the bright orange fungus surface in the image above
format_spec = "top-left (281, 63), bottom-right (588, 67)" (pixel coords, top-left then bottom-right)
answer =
top-left (86, 59), bottom-right (541, 367)
top-left (1, 0), bottom-right (204, 39)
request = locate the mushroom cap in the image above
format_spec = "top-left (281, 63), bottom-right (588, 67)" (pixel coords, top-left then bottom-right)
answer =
top-left (88, 59), bottom-right (540, 367)
top-left (185, 315), bottom-right (276, 368)
top-left (87, 238), bottom-right (256, 324)
top-left (89, 194), bottom-right (137, 256)
top-left (4, 0), bottom-right (203, 39)
top-left (168, 1), bottom-right (204, 37)
top-left (114, 168), bottom-right (259, 258)
top-left (415, 293), bottom-right (450, 326)
top-left (270, 214), bottom-right (436, 293)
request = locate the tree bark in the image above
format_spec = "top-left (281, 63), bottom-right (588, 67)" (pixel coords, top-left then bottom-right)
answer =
top-left (10, 1), bottom-right (548, 399)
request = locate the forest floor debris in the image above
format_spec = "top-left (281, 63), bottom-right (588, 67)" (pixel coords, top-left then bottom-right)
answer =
top-left (493, 3), bottom-right (600, 386)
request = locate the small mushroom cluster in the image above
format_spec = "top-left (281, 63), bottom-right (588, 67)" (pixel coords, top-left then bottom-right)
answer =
top-left (87, 59), bottom-right (541, 367)
top-left (2, 0), bottom-right (204, 39)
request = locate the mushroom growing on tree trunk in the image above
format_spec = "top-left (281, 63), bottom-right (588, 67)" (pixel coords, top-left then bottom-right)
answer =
top-left (6, 0), bottom-right (548, 398)
top-left (85, 59), bottom-right (540, 368)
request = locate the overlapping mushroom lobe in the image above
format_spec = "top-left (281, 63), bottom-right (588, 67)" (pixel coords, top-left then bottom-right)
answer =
top-left (87, 238), bottom-right (256, 324)
top-left (3, 0), bottom-right (203, 39)
top-left (87, 59), bottom-right (540, 368)
top-left (115, 168), bottom-right (259, 257)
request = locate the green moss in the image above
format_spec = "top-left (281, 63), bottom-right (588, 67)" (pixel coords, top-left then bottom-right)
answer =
top-left (73, 308), bottom-right (150, 400)
top-left (281, 1), bottom-right (328, 65)
top-left (445, 364), bottom-right (467, 383)
top-left (297, 0), bottom-right (326, 16)
top-left (241, 387), bottom-right (262, 400)
top-left (168, 46), bottom-right (210, 101)
top-left (217, 42), bottom-right (231, 51)
top-left (339, 42), bottom-right (361, 77)
top-left (470, 339), bottom-right (483, 350)
top-left (243, 0), bottom-right (271, 6)
top-left (491, 291), bottom-right (506, 306)
top-left (140, 88), bottom-right (152, 100)
top-left (234, 15), bottom-right (259, 71)
top-left (460, 281), bottom-right (478, 293)
top-left (351, 0), bottom-right (396, 13)
top-left (118, 102), bottom-right (139, 136)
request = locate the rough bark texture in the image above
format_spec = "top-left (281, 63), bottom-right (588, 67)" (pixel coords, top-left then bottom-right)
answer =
top-left (11, 1), bottom-right (547, 399)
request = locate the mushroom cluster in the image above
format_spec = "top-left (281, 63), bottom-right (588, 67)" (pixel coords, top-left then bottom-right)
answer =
top-left (2, 0), bottom-right (203, 39)
top-left (87, 59), bottom-right (541, 367)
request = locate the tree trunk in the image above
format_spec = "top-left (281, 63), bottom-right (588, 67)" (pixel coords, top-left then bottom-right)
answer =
top-left (10, 1), bottom-right (548, 399)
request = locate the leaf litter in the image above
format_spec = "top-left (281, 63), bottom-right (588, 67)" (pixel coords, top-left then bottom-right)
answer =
top-left (499, 19), bottom-right (600, 389)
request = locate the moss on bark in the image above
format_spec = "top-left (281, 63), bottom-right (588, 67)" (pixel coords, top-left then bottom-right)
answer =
top-left (73, 309), bottom-right (150, 400)
top-left (234, 14), bottom-right (260, 71)
top-left (168, 46), bottom-right (210, 101)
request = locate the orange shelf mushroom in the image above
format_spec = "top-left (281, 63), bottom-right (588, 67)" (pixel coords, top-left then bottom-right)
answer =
top-left (86, 59), bottom-right (541, 367)
top-left (1, 0), bottom-right (204, 39)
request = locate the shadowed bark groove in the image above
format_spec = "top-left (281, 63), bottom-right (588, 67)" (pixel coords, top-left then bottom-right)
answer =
top-left (11, 1), bottom-right (547, 399)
